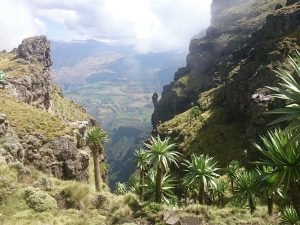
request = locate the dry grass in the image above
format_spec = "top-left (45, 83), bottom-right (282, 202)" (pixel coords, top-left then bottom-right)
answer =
top-left (0, 91), bottom-right (68, 140)
top-left (0, 52), bottom-right (43, 78)
top-left (52, 86), bottom-right (91, 122)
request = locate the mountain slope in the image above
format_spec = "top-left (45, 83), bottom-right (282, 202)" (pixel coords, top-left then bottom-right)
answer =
top-left (50, 40), bottom-right (186, 185)
top-left (152, 0), bottom-right (300, 165)
top-left (0, 36), bottom-right (108, 181)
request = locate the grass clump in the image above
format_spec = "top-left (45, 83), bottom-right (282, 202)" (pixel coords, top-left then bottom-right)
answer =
top-left (123, 192), bottom-right (141, 212)
top-left (60, 182), bottom-right (94, 210)
top-left (23, 186), bottom-right (57, 212)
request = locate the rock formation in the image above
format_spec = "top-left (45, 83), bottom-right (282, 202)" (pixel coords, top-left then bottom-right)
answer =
top-left (152, 0), bottom-right (300, 164)
top-left (0, 36), bottom-right (108, 182)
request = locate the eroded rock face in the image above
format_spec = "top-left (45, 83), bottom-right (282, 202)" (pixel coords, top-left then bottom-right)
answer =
top-left (17, 36), bottom-right (52, 68)
top-left (6, 36), bottom-right (54, 110)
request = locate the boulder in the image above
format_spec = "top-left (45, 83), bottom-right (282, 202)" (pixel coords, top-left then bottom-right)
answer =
top-left (163, 211), bottom-right (181, 225)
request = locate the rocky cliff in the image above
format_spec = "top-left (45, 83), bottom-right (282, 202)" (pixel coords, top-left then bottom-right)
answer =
top-left (0, 36), bottom-right (107, 181)
top-left (152, 0), bottom-right (300, 165)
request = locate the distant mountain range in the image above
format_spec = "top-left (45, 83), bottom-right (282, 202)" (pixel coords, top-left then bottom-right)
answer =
top-left (50, 39), bottom-right (186, 186)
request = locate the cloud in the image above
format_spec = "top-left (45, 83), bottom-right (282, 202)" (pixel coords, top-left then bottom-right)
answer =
top-left (0, 0), bottom-right (46, 50)
top-left (0, 0), bottom-right (212, 52)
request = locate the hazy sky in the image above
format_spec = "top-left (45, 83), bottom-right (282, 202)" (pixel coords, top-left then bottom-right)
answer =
top-left (0, 0), bottom-right (212, 52)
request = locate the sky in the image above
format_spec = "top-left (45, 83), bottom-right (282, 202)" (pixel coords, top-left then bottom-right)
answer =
top-left (0, 0), bottom-right (212, 53)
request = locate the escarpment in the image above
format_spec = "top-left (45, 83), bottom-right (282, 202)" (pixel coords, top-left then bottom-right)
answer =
top-left (0, 36), bottom-right (108, 182)
top-left (152, 0), bottom-right (300, 165)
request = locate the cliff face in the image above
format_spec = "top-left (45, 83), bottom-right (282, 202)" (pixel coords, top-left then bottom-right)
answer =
top-left (152, 0), bottom-right (300, 164)
top-left (0, 36), bottom-right (108, 181)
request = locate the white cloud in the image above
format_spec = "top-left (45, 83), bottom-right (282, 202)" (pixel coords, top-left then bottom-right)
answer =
top-left (0, 0), bottom-right (212, 52)
top-left (0, 0), bottom-right (46, 50)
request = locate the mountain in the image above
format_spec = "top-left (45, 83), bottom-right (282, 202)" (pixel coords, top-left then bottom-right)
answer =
top-left (50, 40), bottom-right (186, 185)
top-left (0, 36), bottom-right (109, 182)
top-left (152, 0), bottom-right (300, 165)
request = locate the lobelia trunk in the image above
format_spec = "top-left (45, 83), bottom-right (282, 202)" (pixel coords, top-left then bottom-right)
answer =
top-left (155, 166), bottom-right (162, 203)
top-left (267, 194), bottom-right (273, 216)
top-left (249, 195), bottom-right (255, 214)
top-left (93, 148), bottom-right (102, 192)
top-left (140, 170), bottom-right (145, 202)
top-left (291, 182), bottom-right (300, 215)
top-left (198, 183), bottom-right (205, 204)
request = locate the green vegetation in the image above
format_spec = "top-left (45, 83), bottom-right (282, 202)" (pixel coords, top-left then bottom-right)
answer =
top-left (0, 91), bottom-right (68, 140)
top-left (226, 160), bottom-right (241, 192)
top-left (86, 127), bottom-right (108, 192)
top-left (144, 136), bottom-right (180, 203)
top-left (279, 206), bottom-right (300, 225)
top-left (134, 148), bottom-right (149, 201)
top-left (158, 87), bottom-right (246, 165)
top-left (266, 51), bottom-right (300, 143)
top-left (24, 187), bottom-right (57, 212)
top-left (233, 171), bottom-right (260, 214)
top-left (52, 86), bottom-right (91, 122)
top-left (0, 52), bottom-right (43, 78)
top-left (183, 154), bottom-right (219, 204)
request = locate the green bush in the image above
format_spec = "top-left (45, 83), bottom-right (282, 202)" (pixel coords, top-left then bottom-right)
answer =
top-left (24, 187), bottom-right (57, 212)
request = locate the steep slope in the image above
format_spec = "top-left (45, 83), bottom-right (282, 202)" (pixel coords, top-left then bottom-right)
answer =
top-left (50, 40), bottom-right (185, 186)
top-left (0, 36), bottom-right (108, 181)
top-left (152, 0), bottom-right (300, 165)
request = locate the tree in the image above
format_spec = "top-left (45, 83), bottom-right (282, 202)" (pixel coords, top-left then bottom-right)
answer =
top-left (266, 51), bottom-right (300, 143)
top-left (214, 179), bottom-right (228, 207)
top-left (254, 129), bottom-right (300, 214)
top-left (127, 175), bottom-right (140, 195)
top-left (86, 127), bottom-right (108, 192)
top-left (144, 169), bottom-right (176, 204)
top-left (144, 135), bottom-right (181, 203)
top-left (256, 166), bottom-right (282, 216)
top-left (188, 105), bottom-right (201, 126)
top-left (134, 148), bottom-right (149, 202)
top-left (183, 154), bottom-right (219, 204)
top-left (226, 160), bottom-right (241, 192)
top-left (233, 170), bottom-right (260, 214)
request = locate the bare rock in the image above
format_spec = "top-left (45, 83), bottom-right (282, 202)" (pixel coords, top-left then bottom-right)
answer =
top-left (163, 211), bottom-right (182, 225)
top-left (26, 137), bottom-right (90, 181)
top-left (17, 36), bottom-right (52, 69)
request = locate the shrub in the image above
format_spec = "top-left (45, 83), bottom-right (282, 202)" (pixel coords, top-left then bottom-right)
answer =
top-left (24, 186), bottom-right (57, 212)
top-left (111, 205), bottom-right (132, 224)
top-left (93, 193), bottom-right (109, 210)
top-left (124, 192), bottom-right (141, 212)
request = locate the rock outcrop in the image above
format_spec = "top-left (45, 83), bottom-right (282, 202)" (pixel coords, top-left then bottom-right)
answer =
top-left (6, 36), bottom-right (53, 110)
top-left (0, 36), bottom-right (108, 182)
